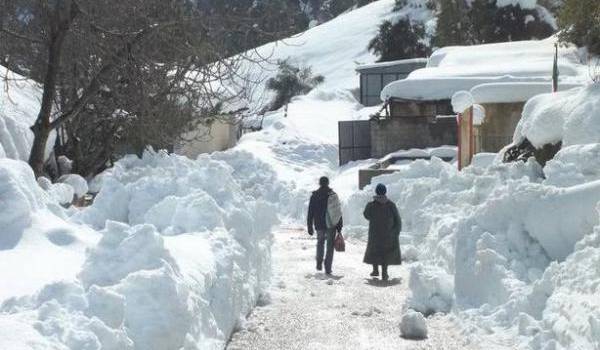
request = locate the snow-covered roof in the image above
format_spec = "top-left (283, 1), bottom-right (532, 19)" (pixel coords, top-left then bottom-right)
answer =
top-left (470, 82), bottom-right (584, 104)
top-left (381, 37), bottom-right (589, 102)
top-left (382, 76), bottom-right (553, 101)
top-left (355, 58), bottom-right (428, 72)
top-left (450, 81), bottom-right (585, 113)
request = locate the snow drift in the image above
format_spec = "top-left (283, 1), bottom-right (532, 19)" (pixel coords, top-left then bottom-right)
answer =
top-left (0, 150), bottom-right (281, 349)
top-left (344, 83), bottom-right (600, 349)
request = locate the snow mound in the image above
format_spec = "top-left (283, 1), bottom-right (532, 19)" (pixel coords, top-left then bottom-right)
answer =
top-left (543, 144), bottom-right (600, 187)
top-left (0, 159), bottom-right (47, 249)
top-left (1, 149), bottom-right (280, 349)
top-left (407, 264), bottom-right (454, 315)
top-left (343, 144), bottom-right (600, 348)
top-left (58, 174), bottom-right (89, 198)
top-left (513, 83), bottom-right (600, 148)
top-left (400, 310), bottom-right (428, 339)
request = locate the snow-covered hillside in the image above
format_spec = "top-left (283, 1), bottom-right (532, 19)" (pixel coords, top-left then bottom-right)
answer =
top-left (227, 0), bottom-right (434, 111)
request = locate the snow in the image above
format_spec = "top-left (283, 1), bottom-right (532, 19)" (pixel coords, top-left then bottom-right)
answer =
top-left (496, 0), bottom-right (537, 9)
top-left (400, 310), bottom-right (428, 339)
top-left (387, 146), bottom-right (457, 160)
top-left (382, 37), bottom-right (588, 102)
top-left (39, 176), bottom-right (75, 205)
top-left (543, 144), bottom-right (600, 187)
top-left (0, 159), bottom-right (100, 302)
top-left (0, 66), bottom-right (54, 161)
top-left (58, 174), bottom-right (89, 198)
top-left (407, 263), bottom-right (454, 315)
top-left (2, 1), bottom-right (600, 349)
top-left (513, 83), bottom-right (600, 148)
top-left (0, 150), bottom-right (280, 349)
top-left (226, 0), bottom-right (434, 111)
top-left (451, 82), bottom-right (583, 115)
top-left (355, 58), bottom-right (428, 71)
top-left (470, 82), bottom-right (583, 105)
top-left (343, 143), bottom-right (600, 348)
top-left (471, 153), bottom-right (497, 168)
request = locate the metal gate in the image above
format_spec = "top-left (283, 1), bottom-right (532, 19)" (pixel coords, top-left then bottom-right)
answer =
top-left (338, 120), bottom-right (371, 166)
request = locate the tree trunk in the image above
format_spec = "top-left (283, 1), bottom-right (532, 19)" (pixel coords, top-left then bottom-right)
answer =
top-left (28, 23), bottom-right (68, 177)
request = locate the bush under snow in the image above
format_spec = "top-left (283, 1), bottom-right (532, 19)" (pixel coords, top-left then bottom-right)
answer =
top-left (513, 84), bottom-right (600, 148)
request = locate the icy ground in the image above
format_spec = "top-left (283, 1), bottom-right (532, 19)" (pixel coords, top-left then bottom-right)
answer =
top-left (227, 227), bottom-right (477, 350)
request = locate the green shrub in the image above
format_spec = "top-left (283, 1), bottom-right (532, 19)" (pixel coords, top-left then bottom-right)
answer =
top-left (266, 60), bottom-right (325, 111)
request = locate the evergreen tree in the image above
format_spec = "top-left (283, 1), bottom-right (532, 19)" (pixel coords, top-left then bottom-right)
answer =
top-left (266, 60), bottom-right (325, 111)
top-left (434, 0), bottom-right (555, 47)
top-left (469, 0), bottom-right (553, 43)
top-left (558, 0), bottom-right (600, 55)
top-left (434, 0), bottom-right (473, 47)
top-left (368, 18), bottom-right (431, 62)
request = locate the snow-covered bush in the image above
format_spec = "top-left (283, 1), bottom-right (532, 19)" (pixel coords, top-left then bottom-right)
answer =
top-left (513, 84), bottom-right (600, 149)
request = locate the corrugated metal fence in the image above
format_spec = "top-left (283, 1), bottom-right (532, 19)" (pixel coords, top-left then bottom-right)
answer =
top-left (338, 120), bottom-right (371, 166)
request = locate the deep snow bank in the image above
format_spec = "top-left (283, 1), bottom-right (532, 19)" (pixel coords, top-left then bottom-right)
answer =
top-left (0, 150), bottom-right (280, 349)
top-left (343, 144), bottom-right (600, 348)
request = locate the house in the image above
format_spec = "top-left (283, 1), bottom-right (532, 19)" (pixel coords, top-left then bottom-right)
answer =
top-left (174, 117), bottom-right (241, 158)
top-left (347, 37), bottom-right (589, 186)
top-left (355, 58), bottom-right (427, 106)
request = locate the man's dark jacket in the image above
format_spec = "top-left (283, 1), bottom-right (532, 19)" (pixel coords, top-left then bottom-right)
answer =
top-left (307, 187), bottom-right (343, 234)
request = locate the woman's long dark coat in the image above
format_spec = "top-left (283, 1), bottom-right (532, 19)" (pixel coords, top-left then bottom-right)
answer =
top-left (363, 197), bottom-right (402, 265)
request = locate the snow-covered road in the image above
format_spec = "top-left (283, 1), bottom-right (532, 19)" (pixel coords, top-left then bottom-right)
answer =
top-left (227, 227), bottom-right (477, 350)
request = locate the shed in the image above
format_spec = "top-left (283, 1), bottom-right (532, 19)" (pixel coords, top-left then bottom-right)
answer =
top-left (356, 58), bottom-right (427, 106)
top-left (452, 82), bottom-right (583, 168)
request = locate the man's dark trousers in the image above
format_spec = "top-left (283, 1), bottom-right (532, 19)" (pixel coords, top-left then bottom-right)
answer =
top-left (316, 228), bottom-right (335, 273)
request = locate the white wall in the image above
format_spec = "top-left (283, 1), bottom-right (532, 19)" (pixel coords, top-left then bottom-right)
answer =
top-left (174, 120), bottom-right (240, 158)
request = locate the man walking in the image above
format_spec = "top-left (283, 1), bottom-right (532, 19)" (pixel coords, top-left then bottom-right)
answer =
top-left (307, 176), bottom-right (343, 275)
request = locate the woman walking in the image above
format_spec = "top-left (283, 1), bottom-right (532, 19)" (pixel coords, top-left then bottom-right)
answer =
top-left (363, 183), bottom-right (402, 281)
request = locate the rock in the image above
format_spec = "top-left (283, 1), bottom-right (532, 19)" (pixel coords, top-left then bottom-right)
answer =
top-left (400, 310), bottom-right (428, 340)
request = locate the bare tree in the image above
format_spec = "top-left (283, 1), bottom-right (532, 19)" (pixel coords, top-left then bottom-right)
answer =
top-left (0, 0), bottom-right (299, 178)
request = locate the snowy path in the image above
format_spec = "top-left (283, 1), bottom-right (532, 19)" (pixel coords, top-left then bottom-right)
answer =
top-left (227, 227), bottom-right (478, 350)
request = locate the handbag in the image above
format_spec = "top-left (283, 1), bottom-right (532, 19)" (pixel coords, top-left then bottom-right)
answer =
top-left (334, 232), bottom-right (345, 252)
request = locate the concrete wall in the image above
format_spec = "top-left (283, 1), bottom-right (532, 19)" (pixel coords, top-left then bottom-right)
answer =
top-left (174, 120), bottom-right (240, 159)
top-left (370, 116), bottom-right (457, 158)
top-left (478, 102), bottom-right (524, 152)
